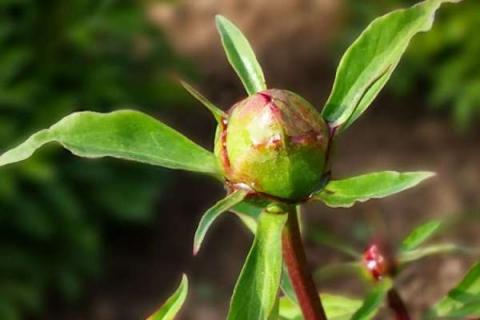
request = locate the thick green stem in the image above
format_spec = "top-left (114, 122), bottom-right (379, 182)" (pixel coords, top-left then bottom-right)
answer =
top-left (282, 206), bottom-right (327, 320)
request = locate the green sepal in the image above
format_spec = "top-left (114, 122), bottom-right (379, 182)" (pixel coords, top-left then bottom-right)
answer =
top-left (193, 190), bottom-right (248, 255)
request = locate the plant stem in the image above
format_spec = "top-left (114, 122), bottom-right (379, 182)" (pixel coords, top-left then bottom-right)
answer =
top-left (282, 206), bottom-right (327, 320)
top-left (387, 288), bottom-right (411, 320)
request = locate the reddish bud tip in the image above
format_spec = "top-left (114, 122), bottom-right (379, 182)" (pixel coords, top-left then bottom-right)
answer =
top-left (362, 243), bottom-right (391, 281)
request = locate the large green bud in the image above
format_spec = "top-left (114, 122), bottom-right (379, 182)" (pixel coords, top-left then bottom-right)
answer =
top-left (215, 89), bottom-right (330, 201)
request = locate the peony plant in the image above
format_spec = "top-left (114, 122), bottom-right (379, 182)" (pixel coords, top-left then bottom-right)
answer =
top-left (1, 0), bottom-right (477, 319)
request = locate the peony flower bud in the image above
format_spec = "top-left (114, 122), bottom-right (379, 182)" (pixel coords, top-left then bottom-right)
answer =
top-left (215, 89), bottom-right (330, 201)
top-left (362, 243), bottom-right (397, 281)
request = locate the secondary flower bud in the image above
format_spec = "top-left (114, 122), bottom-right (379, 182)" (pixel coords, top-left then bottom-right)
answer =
top-left (362, 243), bottom-right (396, 281)
top-left (215, 89), bottom-right (329, 200)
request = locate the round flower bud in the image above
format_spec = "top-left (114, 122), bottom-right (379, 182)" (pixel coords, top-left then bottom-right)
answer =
top-left (215, 89), bottom-right (330, 201)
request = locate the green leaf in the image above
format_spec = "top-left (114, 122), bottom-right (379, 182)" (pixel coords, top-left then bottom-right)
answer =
top-left (231, 199), bottom-right (298, 305)
top-left (428, 262), bottom-right (480, 318)
top-left (147, 274), bottom-right (188, 320)
top-left (180, 80), bottom-right (226, 122)
top-left (312, 171), bottom-right (434, 208)
top-left (321, 0), bottom-right (461, 132)
top-left (278, 293), bottom-right (363, 320)
top-left (227, 210), bottom-right (287, 320)
top-left (399, 243), bottom-right (474, 264)
top-left (216, 15), bottom-right (267, 95)
top-left (0, 110), bottom-right (220, 177)
top-left (314, 262), bottom-right (362, 282)
top-left (231, 197), bottom-right (270, 233)
top-left (351, 279), bottom-right (392, 320)
top-left (400, 219), bottom-right (443, 251)
top-left (193, 190), bottom-right (248, 255)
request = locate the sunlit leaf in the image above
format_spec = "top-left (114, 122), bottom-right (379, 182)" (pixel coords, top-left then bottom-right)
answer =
top-left (312, 171), bottom-right (434, 208)
top-left (216, 15), bottom-right (267, 95)
top-left (279, 293), bottom-right (362, 320)
top-left (351, 279), bottom-right (392, 320)
top-left (0, 110), bottom-right (221, 177)
top-left (227, 210), bottom-right (287, 320)
top-left (428, 262), bottom-right (480, 318)
top-left (180, 80), bottom-right (226, 122)
top-left (400, 219), bottom-right (443, 251)
top-left (321, 0), bottom-right (461, 132)
top-left (193, 190), bottom-right (248, 255)
top-left (147, 274), bottom-right (188, 320)
top-left (232, 200), bottom-right (298, 305)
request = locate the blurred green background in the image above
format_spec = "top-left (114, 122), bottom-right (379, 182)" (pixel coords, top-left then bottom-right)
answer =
top-left (0, 0), bottom-right (478, 319)
top-left (0, 0), bottom-right (196, 318)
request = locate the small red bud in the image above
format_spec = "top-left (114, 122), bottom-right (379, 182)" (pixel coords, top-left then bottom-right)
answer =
top-left (362, 243), bottom-right (391, 281)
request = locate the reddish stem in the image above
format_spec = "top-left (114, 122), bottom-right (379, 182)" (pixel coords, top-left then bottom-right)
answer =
top-left (282, 207), bottom-right (327, 320)
top-left (387, 288), bottom-right (411, 320)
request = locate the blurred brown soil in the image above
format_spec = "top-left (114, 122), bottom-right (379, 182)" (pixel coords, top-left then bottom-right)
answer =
top-left (47, 1), bottom-right (480, 319)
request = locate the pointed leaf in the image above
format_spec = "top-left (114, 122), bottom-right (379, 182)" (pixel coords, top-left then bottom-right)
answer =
top-left (147, 274), bottom-right (188, 320)
top-left (232, 199), bottom-right (298, 305)
top-left (351, 279), bottom-right (392, 320)
top-left (0, 110), bottom-right (221, 176)
top-left (193, 190), bottom-right (248, 254)
top-left (400, 219), bottom-right (443, 251)
top-left (321, 0), bottom-right (461, 132)
top-left (216, 15), bottom-right (267, 95)
top-left (227, 210), bottom-right (287, 320)
top-left (180, 80), bottom-right (226, 122)
top-left (312, 171), bottom-right (434, 208)
top-left (278, 293), bottom-right (363, 320)
top-left (428, 262), bottom-right (480, 318)
top-left (399, 243), bottom-right (474, 264)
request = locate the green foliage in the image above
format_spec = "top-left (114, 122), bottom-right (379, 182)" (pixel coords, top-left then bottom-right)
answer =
top-left (352, 280), bottom-right (392, 320)
top-left (344, 0), bottom-right (480, 129)
top-left (147, 274), bottom-right (188, 320)
top-left (0, 0), bottom-right (193, 318)
top-left (428, 262), bottom-right (480, 318)
top-left (279, 294), bottom-right (363, 320)
top-left (193, 190), bottom-right (247, 254)
top-left (180, 80), bottom-right (226, 122)
top-left (227, 210), bottom-right (287, 320)
top-left (216, 15), bottom-right (267, 95)
top-left (322, 0), bottom-right (460, 132)
top-left (313, 171), bottom-right (434, 208)
top-left (400, 219), bottom-right (443, 251)
top-left (0, 0), bottom-right (465, 319)
top-left (0, 110), bottom-right (220, 176)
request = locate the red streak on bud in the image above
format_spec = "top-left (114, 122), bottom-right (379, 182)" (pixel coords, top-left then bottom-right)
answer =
top-left (220, 116), bottom-right (231, 173)
top-left (363, 243), bottom-right (388, 281)
top-left (290, 131), bottom-right (325, 146)
top-left (259, 91), bottom-right (273, 103)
